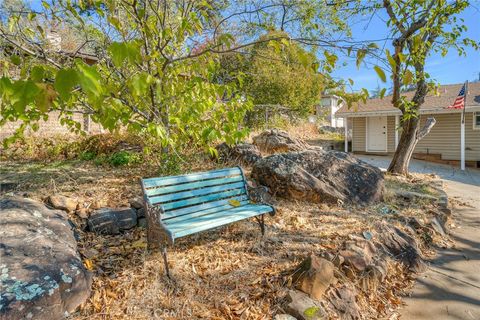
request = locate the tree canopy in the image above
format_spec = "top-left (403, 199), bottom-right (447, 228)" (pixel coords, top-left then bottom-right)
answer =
top-left (0, 0), bottom-right (357, 153)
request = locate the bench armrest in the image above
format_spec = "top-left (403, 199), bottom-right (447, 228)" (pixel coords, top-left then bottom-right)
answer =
top-left (144, 203), bottom-right (174, 246)
top-left (248, 185), bottom-right (276, 216)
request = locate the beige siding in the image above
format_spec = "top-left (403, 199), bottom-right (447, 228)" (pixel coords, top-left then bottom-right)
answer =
top-left (387, 116), bottom-right (396, 152)
top-left (352, 112), bottom-right (479, 161)
top-left (415, 112), bottom-right (480, 161)
top-left (352, 117), bottom-right (366, 152)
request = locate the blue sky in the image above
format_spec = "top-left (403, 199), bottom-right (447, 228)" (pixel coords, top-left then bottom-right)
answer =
top-left (332, 3), bottom-right (480, 93)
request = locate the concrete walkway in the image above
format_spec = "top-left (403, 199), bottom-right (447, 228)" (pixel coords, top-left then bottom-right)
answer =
top-left (358, 155), bottom-right (480, 320)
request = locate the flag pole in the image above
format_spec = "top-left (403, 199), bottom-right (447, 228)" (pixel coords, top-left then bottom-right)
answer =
top-left (460, 80), bottom-right (468, 171)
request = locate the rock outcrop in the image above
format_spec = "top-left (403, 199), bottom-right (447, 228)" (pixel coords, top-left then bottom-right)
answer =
top-left (216, 142), bottom-right (262, 165)
top-left (252, 129), bottom-right (310, 154)
top-left (0, 196), bottom-right (91, 319)
top-left (251, 150), bottom-right (384, 205)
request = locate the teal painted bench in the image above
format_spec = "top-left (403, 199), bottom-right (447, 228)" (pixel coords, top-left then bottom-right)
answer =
top-left (140, 166), bottom-right (275, 277)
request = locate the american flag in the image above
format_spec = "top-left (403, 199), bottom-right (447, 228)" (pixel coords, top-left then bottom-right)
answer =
top-left (446, 83), bottom-right (466, 109)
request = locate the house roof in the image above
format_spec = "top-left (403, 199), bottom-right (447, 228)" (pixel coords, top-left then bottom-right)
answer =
top-left (337, 82), bottom-right (480, 116)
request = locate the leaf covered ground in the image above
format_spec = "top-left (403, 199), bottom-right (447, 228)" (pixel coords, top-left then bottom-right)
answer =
top-left (1, 150), bottom-right (449, 319)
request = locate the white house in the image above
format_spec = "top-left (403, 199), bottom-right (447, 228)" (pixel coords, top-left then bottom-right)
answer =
top-left (335, 82), bottom-right (480, 169)
top-left (316, 95), bottom-right (345, 128)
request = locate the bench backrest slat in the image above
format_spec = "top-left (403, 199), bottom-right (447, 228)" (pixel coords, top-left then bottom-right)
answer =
top-left (149, 181), bottom-right (245, 204)
top-left (145, 175), bottom-right (244, 197)
top-left (141, 167), bottom-right (249, 220)
top-left (143, 167), bottom-right (243, 188)
top-left (162, 196), bottom-right (249, 220)
top-left (161, 188), bottom-right (246, 211)
top-left (163, 199), bottom-right (251, 223)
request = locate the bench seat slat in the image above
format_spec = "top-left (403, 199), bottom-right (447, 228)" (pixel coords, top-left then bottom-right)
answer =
top-left (143, 167), bottom-right (242, 188)
top-left (160, 188), bottom-right (246, 210)
top-left (145, 175), bottom-right (244, 196)
top-left (167, 204), bottom-right (274, 239)
top-left (162, 196), bottom-right (249, 219)
top-left (163, 200), bottom-right (251, 223)
top-left (149, 181), bottom-right (246, 204)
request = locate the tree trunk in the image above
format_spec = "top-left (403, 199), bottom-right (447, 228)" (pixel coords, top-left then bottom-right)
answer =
top-left (388, 73), bottom-right (431, 175)
top-left (387, 115), bottom-right (420, 175)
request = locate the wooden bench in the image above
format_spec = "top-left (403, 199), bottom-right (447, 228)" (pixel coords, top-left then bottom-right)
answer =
top-left (140, 166), bottom-right (275, 277)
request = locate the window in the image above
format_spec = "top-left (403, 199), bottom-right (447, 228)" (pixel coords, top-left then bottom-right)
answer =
top-left (474, 112), bottom-right (480, 130)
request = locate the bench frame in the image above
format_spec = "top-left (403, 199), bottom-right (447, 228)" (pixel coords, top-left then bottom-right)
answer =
top-left (140, 166), bottom-right (275, 277)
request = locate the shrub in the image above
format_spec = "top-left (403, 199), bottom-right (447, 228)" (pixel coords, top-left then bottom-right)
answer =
top-left (108, 151), bottom-right (142, 167)
top-left (79, 151), bottom-right (96, 161)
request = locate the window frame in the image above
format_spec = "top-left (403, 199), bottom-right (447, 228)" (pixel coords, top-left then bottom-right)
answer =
top-left (474, 112), bottom-right (480, 130)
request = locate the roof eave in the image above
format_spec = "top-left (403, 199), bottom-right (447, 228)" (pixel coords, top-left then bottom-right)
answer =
top-left (337, 105), bottom-right (480, 118)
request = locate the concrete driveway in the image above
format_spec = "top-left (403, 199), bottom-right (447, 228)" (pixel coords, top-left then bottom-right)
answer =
top-left (357, 155), bottom-right (480, 320)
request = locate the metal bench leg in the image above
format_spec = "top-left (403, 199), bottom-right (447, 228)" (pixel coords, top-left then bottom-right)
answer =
top-left (255, 215), bottom-right (265, 236)
top-left (162, 246), bottom-right (171, 278)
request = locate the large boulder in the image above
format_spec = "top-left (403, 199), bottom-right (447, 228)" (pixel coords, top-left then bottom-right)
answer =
top-left (216, 142), bottom-right (262, 166)
top-left (252, 129), bottom-right (310, 154)
top-left (251, 150), bottom-right (384, 205)
top-left (0, 196), bottom-right (92, 319)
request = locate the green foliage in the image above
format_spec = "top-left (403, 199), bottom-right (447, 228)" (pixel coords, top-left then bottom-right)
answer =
top-left (373, 66), bottom-right (386, 83)
top-left (228, 31), bottom-right (327, 117)
top-left (79, 151), bottom-right (96, 161)
top-left (0, 1), bottom-right (251, 151)
top-left (157, 153), bottom-right (183, 176)
top-left (108, 151), bottom-right (141, 167)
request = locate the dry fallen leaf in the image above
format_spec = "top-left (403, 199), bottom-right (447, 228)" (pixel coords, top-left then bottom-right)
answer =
top-left (228, 199), bottom-right (241, 207)
top-left (84, 259), bottom-right (94, 271)
top-left (131, 239), bottom-right (147, 249)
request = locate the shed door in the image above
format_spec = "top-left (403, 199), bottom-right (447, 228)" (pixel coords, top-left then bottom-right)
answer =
top-left (367, 116), bottom-right (387, 151)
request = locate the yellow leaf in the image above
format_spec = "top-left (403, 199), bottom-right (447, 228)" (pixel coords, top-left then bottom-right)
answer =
top-left (228, 199), bottom-right (241, 207)
top-left (84, 259), bottom-right (94, 271)
top-left (132, 239), bottom-right (147, 249)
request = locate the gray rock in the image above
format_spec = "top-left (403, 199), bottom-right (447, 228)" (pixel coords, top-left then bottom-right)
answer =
top-left (247, 185), bottom-right (273, 204)
top-left (0, 182), bottom-right (17, 194)
top-left (136, 207), bottom-right (146, 218)
top-left (0, 196), bottom-right (92, 319)
top-left (48, 195), bottom-right (78, 212)
top-left (292, 255), bottom-right (335, 300)
top-left (393, 190), bottom-right (437, 202)
top-left (252, 129), bottom-right (309, 154)
top-left (430, 216), bottom-right (447, 237)
top-left (376, 223), bottom-right (426, 273)
top-left (328, 285), bottom-right (360, 320)
top-left (339, 240), bottom-right (377, 272)
top-left (318, 125), bottom-right (345, 135)
top-left (285, 290), bottom-right (327, 320)
top-left (359, 264), bottom-right (386, 291)
top-left (251, 150), bottom-right (384, 205)
top-left (129, 197), bottom-right (144, 210)
top-left (87, 207), bottom-right (137, 234)
top-left (137, 217), bottom-right (147, 228)
top-left (216, 142), bottom-right (262, 166)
